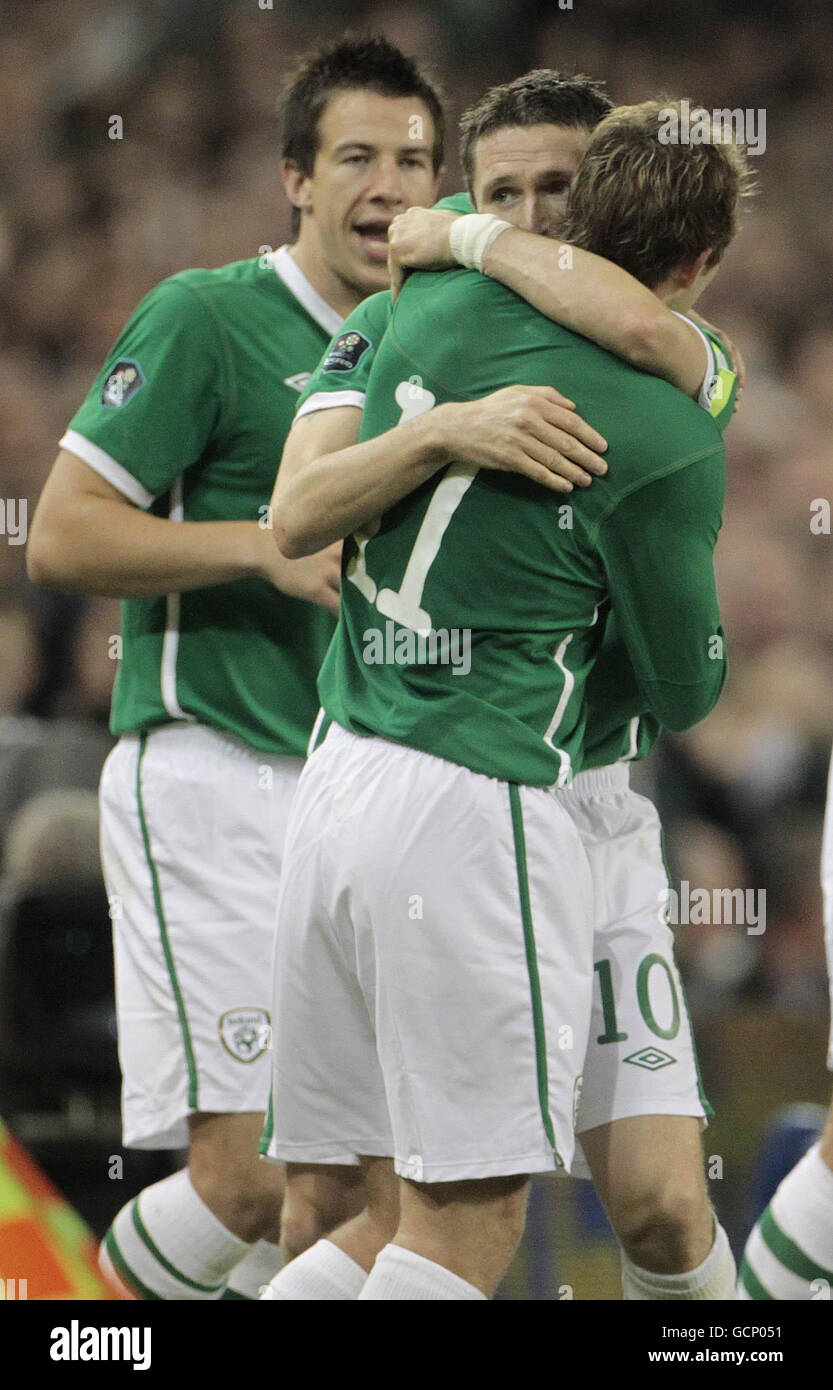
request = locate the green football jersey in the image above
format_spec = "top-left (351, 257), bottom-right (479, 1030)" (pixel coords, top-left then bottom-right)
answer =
top-left (62, 249), bottom-right (342, 755)
top-left (317, 268), bottom-right (728, 787)
top-left (296, 194), bottom-right (735, 775)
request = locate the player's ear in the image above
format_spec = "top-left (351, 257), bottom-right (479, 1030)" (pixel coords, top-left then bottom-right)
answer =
top-left (431, 164), bottom-right (446, 200)
top-left (675, 248), bottom-right (711, 290)
top-left (282, 159), bottom-right (313, 215)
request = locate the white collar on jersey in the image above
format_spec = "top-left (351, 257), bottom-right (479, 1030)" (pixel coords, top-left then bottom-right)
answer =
top-left (267, 245), bottom-right (344, 336)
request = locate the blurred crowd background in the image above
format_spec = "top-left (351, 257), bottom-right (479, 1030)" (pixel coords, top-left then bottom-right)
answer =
top-left (1, 0), bottom-right (832, 1297)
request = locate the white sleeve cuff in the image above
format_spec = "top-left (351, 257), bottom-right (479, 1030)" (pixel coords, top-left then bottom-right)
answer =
top-left (294, 390), bottom-right (366, 422)
top-left (59, 429), bottom-right (156, 508)
top-left (671, 313), bottom-right (718, 411)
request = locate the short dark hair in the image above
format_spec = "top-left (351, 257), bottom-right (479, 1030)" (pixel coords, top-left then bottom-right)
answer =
top-left (278, 35), bottom-right (445, 237)
top-left (459, 70), bottom-right (612, 191)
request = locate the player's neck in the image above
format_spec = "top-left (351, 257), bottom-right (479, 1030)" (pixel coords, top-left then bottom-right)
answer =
top-left (660, 287), bottom-right (698, 314)
top-left (287, 239), bottom-right (365, 320)
top-left (653, 269), bottom-right (705, 315)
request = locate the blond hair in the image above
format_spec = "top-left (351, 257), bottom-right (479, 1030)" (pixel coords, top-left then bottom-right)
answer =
top-left (562, 99), bottom-right (756, 287)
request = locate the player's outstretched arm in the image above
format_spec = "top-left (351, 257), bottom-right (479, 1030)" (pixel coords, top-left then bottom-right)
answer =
top-left (389, 208), bottom-right (717, 399)
top-left (273, 387), bottom-right (608, 559)
top-left (27, 449), bottom-right (340, 613)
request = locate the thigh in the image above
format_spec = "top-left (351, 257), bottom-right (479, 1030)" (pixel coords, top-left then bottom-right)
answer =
top-left (189, 1112), bottom-right (283, 1190)
top-left (282, 1163), bottom-right (367, 1222)
top-left (579, 1113), bottom-right (708, 1212)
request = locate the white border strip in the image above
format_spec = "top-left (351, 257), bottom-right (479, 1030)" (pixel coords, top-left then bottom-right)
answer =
top-left (621, 715), bottom-right (641, 762)
top-left (306, 706), bottom-right (326, 758)
top-left (268, 246), bottom-right (344, 336)
top-left (60, 430), bottom-right (155, 509)
top-left (294, 389), bottom-right (367, 422)
top-left (543, 632), bottom-right (574, 787)
top-left (672, 312), bottom-right (717, 410)
top-left (160, 476), bottom-right (191, 721)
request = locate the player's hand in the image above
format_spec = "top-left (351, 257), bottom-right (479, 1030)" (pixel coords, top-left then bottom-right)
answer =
top-left (434, 386), bottom-right (608, 492)
top-left (387, 207), bottom-right (461, 299)
top-left (253, 526), bottom-right (341, 615)
top-left (688, 311), bottom-right (746, 411)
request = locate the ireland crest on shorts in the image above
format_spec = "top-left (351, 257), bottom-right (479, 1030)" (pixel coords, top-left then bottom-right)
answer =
top-left (219, 1007), bottom-right (271, 1062)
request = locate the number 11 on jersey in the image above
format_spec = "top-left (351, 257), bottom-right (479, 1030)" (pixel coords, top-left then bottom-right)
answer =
top-left (347, 378), bottom-right (479, 637)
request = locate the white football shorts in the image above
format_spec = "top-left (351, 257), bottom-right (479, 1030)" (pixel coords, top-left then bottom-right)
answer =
top-left (99, 722), bottom-right (304, 1149)
top-left (567, 772), bottom-right (710, 1178)
top-left (264, 722), bottom-right (598, 1182)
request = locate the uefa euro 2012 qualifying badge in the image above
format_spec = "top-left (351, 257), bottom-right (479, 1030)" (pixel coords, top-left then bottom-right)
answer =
top-left (101, 359), bottom-right (146, 409)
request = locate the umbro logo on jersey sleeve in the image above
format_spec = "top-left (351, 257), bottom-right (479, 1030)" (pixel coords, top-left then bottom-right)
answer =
top-left (283, 372), bottom-right (312, 392)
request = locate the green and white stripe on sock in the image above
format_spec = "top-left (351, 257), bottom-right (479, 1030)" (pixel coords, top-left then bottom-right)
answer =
top-left (104, 1199), bottom-right (227, 1300)
top-left (739, 1144), bottom-right (833, 1300)
top-left (99, 1171), bottom-right (250, 1300)
top-left (740, 1205), bottom-right (833, 1300)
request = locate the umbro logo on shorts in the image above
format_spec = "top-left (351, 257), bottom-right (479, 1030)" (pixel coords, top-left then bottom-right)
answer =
top-left (218, 1007), bottom-right (271, 1063)
top-left (623, 1047), bottom-right (677, 1071)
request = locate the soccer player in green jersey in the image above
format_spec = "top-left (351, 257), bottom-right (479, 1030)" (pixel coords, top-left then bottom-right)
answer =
top-left (24, 36), bottom-right (466, 1303)
top-left (261, 92), bottom-right (749, 1301)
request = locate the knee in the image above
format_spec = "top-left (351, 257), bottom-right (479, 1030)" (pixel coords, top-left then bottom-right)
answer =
top-left (191, 1160), bottom-right (283, 1243)
top-left (613, 1184), bottom-right (712, 1272)
top-left (280, 1195), bottom-right (332, 1262)
top-left (281, 1173), bottom-right (367, 1262)
top-left (403, 1175), bottom-right (528, 1264)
